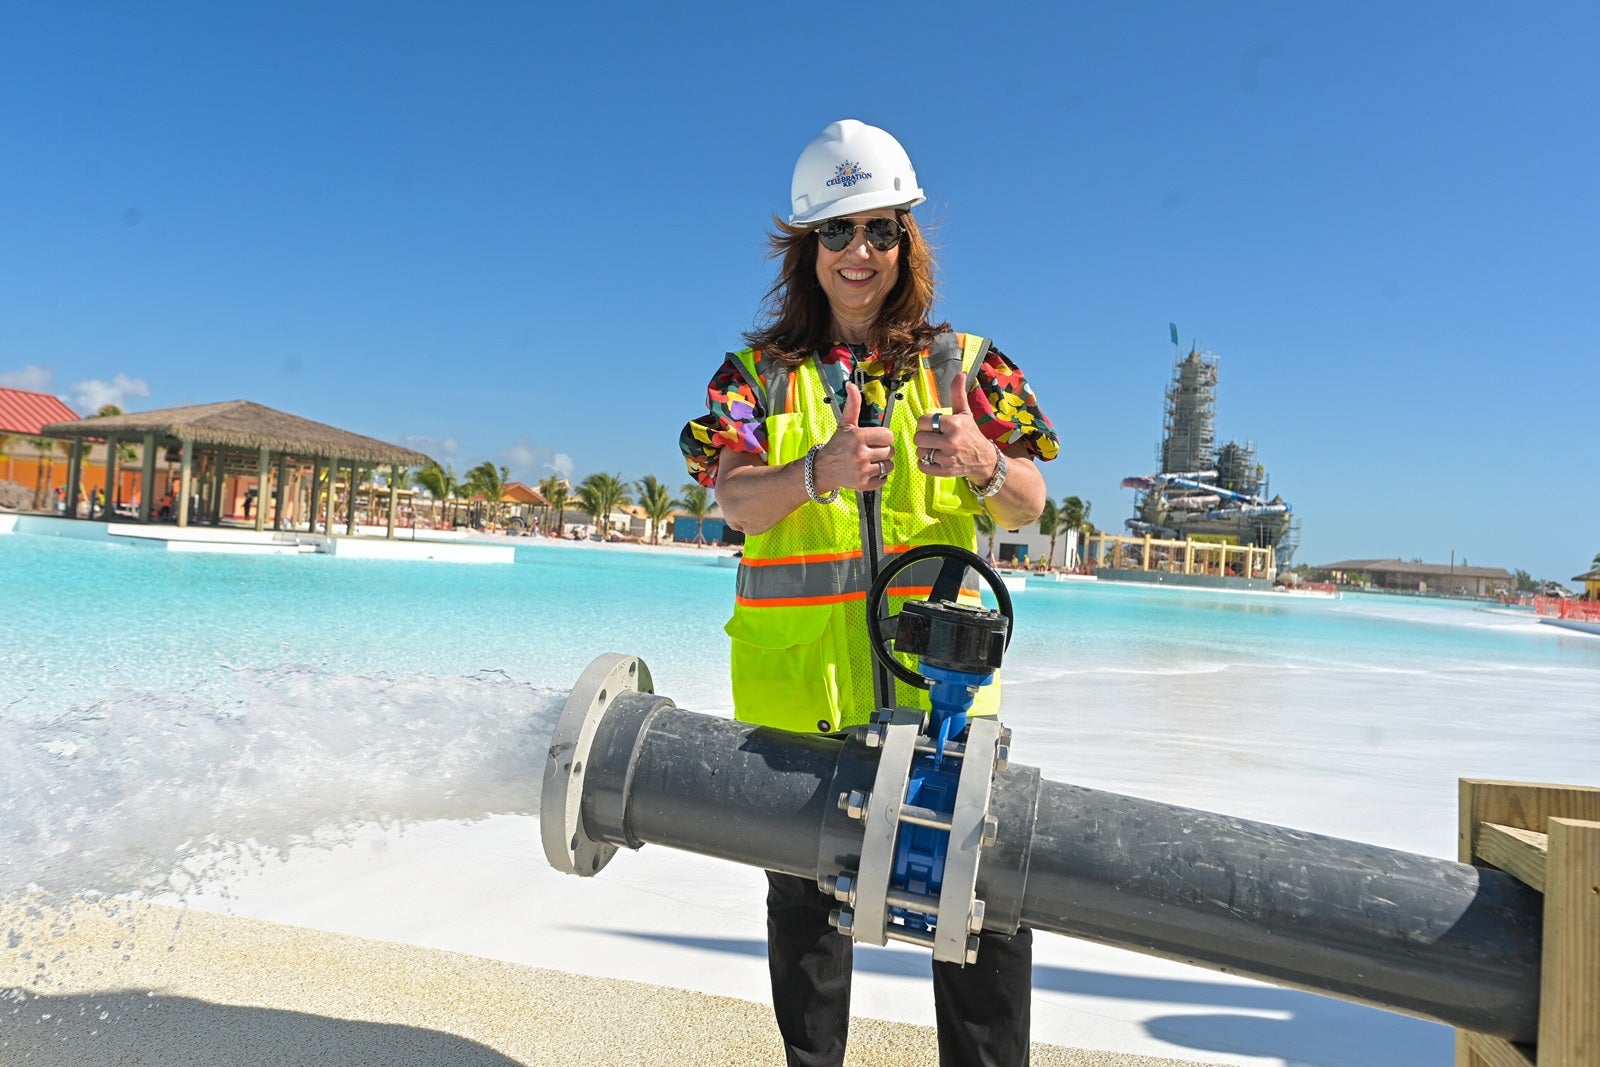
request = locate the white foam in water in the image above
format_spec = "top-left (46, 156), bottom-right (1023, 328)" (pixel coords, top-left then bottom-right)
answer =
top-left (1, 665), bottom-right (566, 897)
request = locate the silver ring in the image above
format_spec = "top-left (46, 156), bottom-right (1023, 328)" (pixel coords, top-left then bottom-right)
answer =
top-left (922, 448), bottom-right (938, 465)
top-left (930, 412), bottom-right (943, 434)
top-left (877, 460), bottom-right (887, 479)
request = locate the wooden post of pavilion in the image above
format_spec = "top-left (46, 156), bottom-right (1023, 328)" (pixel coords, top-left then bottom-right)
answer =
top-left (104, 434), bottom-right (121, 517)
top-left (208, 451), bottom-right (226, 525)
top-left (386, 464), bottom-right (399, 539)
top-left (137, 432), bottom-right (156, 522)
top-left (254, 448), bottom-right (270, 533)
top-left (307, 459), bottom-right (321, 532)
top-left (273, 455), bottom-right (288, 531)
top-left (323, 455), bottom-right (339, 536)
top-left (345, 460), bottom-right (357, 536)
top-left (177, 440), bottom-right (194, 527)
top-left (65, 440), bottom-right (83, 518)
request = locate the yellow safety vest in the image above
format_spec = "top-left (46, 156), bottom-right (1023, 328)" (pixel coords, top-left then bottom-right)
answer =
top-left (725, 332), bottom-right (1004, 734)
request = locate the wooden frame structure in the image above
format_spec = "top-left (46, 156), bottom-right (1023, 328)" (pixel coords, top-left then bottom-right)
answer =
top-left (1086, 530), bottom-right (1276, 580)
top-left (1457, 779), bottom-right (1600, 1066)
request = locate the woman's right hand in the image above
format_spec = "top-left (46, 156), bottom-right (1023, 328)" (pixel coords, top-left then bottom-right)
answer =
top-left (813, 382), bottom-right (895, 492)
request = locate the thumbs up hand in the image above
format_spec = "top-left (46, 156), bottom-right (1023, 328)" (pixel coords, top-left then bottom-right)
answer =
top-left (815, 381), bottom-right (895, 492)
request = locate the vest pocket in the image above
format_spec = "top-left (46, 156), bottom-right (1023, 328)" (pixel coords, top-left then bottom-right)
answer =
top-left (927, 472), bottom-right (982, 516)
top-left (725, 603), bottom-right (853, 733)
top-left (765, 411), bottom-right (810, 466)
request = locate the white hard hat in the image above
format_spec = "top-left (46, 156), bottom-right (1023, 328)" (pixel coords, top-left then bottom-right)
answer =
top-left (789, 119), bottom-right (926, 226)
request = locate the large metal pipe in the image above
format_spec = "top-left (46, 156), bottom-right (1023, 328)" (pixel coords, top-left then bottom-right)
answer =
top-left (542, 656), bottom-right (1543, 1043)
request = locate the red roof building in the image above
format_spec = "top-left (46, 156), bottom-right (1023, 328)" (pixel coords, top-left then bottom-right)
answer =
top-left (0, 387), bottom-right (80, 436)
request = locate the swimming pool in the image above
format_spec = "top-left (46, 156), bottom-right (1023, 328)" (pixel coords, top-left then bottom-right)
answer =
top-left (3, 531), bottom-right (1597, 897)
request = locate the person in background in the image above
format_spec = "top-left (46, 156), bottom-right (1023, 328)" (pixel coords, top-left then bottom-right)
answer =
top-left (680, 119), bottom-right (1059, 1067)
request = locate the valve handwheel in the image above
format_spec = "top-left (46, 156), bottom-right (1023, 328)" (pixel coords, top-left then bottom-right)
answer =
top-left (864, 544), bottom-right (1014, 691)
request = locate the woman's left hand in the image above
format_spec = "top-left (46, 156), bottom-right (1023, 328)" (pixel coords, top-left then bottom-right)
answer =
top-left (913, 371), bottom-right (1002, 486)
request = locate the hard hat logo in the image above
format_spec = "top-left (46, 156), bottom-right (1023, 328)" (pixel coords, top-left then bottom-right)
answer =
top-left (827, 161), bottom-right (872, 190)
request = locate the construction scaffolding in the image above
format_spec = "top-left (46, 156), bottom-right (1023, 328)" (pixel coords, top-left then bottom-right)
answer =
top-left (1124, 339), bottom-right (1298, 563)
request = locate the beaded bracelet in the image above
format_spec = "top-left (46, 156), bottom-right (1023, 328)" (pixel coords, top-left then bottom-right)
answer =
top-left (967, 443), bottom-right (1008, 499)
top-left (804, 445), bottom-right (839, 504)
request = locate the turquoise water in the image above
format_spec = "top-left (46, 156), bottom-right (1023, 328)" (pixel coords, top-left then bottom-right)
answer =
top-left (3, 532), bottom-right (1597, 896)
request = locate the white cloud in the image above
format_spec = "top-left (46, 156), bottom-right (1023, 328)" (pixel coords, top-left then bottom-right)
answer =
top-left (0, 364), bottom-right (56, 391)
top-left (498, 442), bottom-right (538, 469)
top-left (495, 442), bottom-right (574, 482)
top-left (69, 374), bottom-right (150, 413)
top-left (400, 435), bottom-right (460, 464)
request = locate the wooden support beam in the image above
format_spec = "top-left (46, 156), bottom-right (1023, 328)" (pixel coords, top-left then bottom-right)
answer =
top-left (1540, 817), bottom-right (1599, 1065)
top-left (1476, 823), bottom-right (1549, 893)
top-left (1462, 1032), bottom-right (1537, 1067)
top-left (1457, 780), bottom-right (1600, 1067)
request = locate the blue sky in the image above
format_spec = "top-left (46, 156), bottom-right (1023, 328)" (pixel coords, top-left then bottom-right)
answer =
top-left (4, 3), bottom-right (1596, 581)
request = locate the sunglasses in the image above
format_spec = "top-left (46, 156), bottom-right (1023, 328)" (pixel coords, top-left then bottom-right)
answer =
top-left (815, 216), bottom-right (906, 252)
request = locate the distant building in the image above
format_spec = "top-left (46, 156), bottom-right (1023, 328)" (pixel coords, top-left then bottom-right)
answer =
top-left (671, 507), bottom-right (742, 546)
top-left (1572, 568), bottom-right (1600, 601)
top-left (1316, 558), bottom-right (1513, 596)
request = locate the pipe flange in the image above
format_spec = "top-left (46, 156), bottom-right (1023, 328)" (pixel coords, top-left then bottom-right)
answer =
top-left (540, 653), bottom-right (657, 876)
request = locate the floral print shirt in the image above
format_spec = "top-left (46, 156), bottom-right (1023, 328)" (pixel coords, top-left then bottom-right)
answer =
top-left (680, 342), bottom-right (1058, 487)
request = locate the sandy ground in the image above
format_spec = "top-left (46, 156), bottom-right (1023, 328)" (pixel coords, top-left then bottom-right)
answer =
top-left (0, 896), bottom-right (1224, 1067)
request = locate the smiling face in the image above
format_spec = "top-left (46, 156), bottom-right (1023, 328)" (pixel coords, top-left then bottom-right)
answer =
top-left (814, 208), bottom-right (902, 342)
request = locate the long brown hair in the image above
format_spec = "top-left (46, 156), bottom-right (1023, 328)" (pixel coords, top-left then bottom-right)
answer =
top-left (743, 212), bottom-right (946, 369)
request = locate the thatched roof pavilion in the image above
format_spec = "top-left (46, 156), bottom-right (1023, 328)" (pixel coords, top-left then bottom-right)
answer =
top-left (43, 400), bottom-right (433, 535)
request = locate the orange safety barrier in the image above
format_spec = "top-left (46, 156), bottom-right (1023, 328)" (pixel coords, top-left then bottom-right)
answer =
top-left (1533, 596), bottom-right (1600, 621)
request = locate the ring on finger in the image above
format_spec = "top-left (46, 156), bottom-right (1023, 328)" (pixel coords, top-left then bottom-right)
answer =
top-left (921, 448), bottom-right (938, 465)
top-left (877, 460), bottom-right (887, 479)
top-left (930, 412), bottom-right (943, 434)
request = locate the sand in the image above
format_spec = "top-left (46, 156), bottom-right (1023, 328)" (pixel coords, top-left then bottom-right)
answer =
top-left (1, 895), bottom-right (1224, 1067)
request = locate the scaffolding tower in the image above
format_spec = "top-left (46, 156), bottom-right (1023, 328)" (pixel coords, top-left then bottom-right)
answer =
top-left (1159, 346), bottom-right (1218, 474)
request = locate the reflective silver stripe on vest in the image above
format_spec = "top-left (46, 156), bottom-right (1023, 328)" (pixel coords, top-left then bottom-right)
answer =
top-left (736, 556), bottom-right (953, 603)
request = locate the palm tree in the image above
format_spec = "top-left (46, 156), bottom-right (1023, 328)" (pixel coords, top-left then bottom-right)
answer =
top-left (674, 482), bottom-right (713, 545)
top-left (466, 461), bottom-right (509, 529)
top-left (575, 472), bottom-right (630, 539)
top-left (1037, 498), bottom-right (1059, 571)
top-left (634, 474), bottom-right (675, 545)
top-left (538, 475), bottom-right (569, 536)
top-left (974, 510), bottom-right (998, 563)
top-left (411, 461), bottom-right (459, 528)
top-left (1059, 496), bottom-right (1086, 568)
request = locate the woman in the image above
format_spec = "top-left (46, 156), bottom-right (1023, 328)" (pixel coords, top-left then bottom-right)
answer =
top-left (680, 119), bottom-right (1059, 1067)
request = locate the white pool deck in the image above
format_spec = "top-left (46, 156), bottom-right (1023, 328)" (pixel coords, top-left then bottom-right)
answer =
top-left (0, 513), bottom-right (515, 563)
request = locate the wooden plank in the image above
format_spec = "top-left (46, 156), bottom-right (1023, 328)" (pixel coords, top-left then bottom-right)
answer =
top-left (1459, 779), bottom-right (1600, 864)
top-left (1475, 822), bottom-right (1550, 892)
top-left (1460, 1031), bottom-right (1537, 1067)
top-left (1539, 817), bottom-right (1600, 1067)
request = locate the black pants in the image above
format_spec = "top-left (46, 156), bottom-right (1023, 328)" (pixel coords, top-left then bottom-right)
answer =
top-left (766, 871), bottom-right (1032, 1067)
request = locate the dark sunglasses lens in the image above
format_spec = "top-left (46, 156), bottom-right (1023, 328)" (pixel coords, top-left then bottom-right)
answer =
top-left (864, 219), bottom-right (902, 250)
top-left (815, 219), bottom-right (902, 252)
top-left (816, 221), bottom-right (852, 251)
